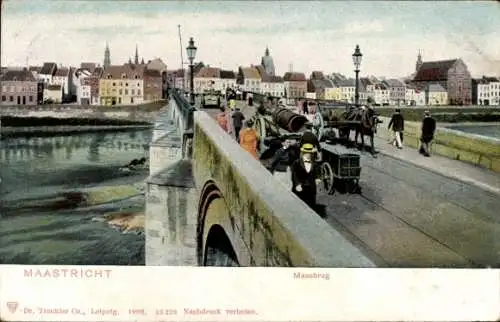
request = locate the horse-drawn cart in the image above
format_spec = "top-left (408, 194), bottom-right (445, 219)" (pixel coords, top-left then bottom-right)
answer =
top-left (252, 104), bottom-right (362, 195)
top-left (312, 103), bottom-right (360, 142)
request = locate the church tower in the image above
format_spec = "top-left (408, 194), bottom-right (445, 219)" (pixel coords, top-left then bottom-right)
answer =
top-left (415, 50), bottom-right (423, 72)
top-left (104, 42), bottom-right (111, 68)
top-left (261, 46), bottom-right (276, 76)
top-left (134, 44), bottom-right (139, 65)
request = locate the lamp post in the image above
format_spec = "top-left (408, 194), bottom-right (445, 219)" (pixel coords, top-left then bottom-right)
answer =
top-left (352, 44), bottom-right (363, 107)
top-left (186, 37), bottom-right (197, 105)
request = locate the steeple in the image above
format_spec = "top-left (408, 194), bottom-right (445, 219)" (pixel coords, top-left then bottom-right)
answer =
top-left (141, 57), bottom-right (145, 65)
top-left (129, 57), bottom-right (132, 65)
top-left (134, 44), bottom-right (139, 65)
top-left (104, 41), bottom-right (111, 68)
top-left (416, 49), bottom-right (423, 72)
top-left (265, 46), bottom-right (270, 56)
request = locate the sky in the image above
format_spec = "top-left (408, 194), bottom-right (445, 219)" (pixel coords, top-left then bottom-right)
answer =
top-left (2, 1), bottom-right (500, 78)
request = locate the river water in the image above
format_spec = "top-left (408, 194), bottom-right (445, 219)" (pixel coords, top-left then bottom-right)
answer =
top-left (0, 128), bottom-right (152, 265)
top-left (447, 124), bottom-right (500, 140)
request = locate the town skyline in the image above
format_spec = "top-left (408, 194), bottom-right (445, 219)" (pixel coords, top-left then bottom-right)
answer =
top-left (2, 1), bottom-right (499, 78)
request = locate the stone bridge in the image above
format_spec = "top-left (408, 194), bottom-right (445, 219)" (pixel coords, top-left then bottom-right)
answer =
top-left (145, 90), bottom-right (500, 268)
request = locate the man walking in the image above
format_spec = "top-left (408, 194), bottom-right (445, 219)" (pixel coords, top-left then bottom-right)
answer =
top-left (387, 108), bottom-right (404, 149)
top-left (231, 106), bottom-right (245, 142)
top-left (419, 110), bottom-right (436, 157)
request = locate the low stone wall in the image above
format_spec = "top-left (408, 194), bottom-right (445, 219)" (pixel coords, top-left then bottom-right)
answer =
top-left (192, 111), bottom-right (375, 267)
top-left (145, 160), bottom-right (197, 266)
top-left (0, 105), bottom-right (163, 123)
top-left (376, 116), bottom-right (500, 173)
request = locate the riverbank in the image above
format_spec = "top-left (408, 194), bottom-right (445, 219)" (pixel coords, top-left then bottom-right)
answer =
top-left (1, 124), bottom-right (153, 139)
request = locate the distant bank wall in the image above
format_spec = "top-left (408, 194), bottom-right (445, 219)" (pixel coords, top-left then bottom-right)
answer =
top-left (376, 116), bottom-right (500, 173)
top-left (0, 105), bottom-right (162, 123)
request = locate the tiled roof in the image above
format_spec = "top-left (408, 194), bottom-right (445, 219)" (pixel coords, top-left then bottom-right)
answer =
top-left (255, 65), bottom-right (268, 81)
top-left (241, 67), bottom-right (261, 79)
top-left (196, 67), bottom-right (220, 78)
top-left (309, 79), bottom-right (332, 91)
top-left (0, 69), bottom-right (37, 82)
top-left (220, 70), bottom-right (236, 79)
top-left (268, 75), bottom-right (283, 83)
top-left (47, 84), bottom-right (62, 90)
top-left (40, 62), bottom-right (57, 75)
top-left (413, 59), bottom-right (458, 82)
top-left (283, 72), bottom-right (306, 82)
top-left (54, 67), bottom-right (69, 77)
top-left (29, 66), bottom-right (42, 72)
top-left (428, 83), bottom-right (446, 92)
top-left (80, 63), bottom-right (96, 72)
top-left (102, 64), bottom-right (145, 79)
top-left (92, 67), bottom-right (103, 77)
top-left (482, 76), bottom-right (500, 82)
top-left (384, 79), bottom-right (405, 87)
top-left (310, 71), bottom-right (325, 80)
top-left (144, 68), bottom-right (162, 77)
top-left (340, 78), bottom-right (364, 90)
top-left (360, 77), bottom-right (373, 87)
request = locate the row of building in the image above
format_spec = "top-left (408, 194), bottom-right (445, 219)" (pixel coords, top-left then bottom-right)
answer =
top-left (1, 44), bottom-right (499, 106)
top-left (0, 46), bottom-right (168, 106)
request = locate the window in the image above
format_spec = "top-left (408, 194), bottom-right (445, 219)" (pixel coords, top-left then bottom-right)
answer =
top-left (137, 82), bottom-right (140, 87)
top-left (131, 97), bottom-right (134, 103)
top-left (137, 89), bottom-right (141, 96)
top-left (29, 96), bottom-right (33, 102)
top-left (119, 89), bottom-right (122, 95)
top-left (125, 83), bottom-right (128, 87)
top-left (107, 74), bottom-right (111, 79)
top-left (121, 73), bottom-right (126, 79)
top-left (134, 75), bottom-right (138, 79)
top-left (125, 89), bottom-right (128, 95)
top-left (9, 96), bottom-right (13, 101)
top-left (112, 82), bottom-right (116, 86)
top-left (118, 97), bottom-right (122, 104)
top-left (131, 89), bottom-right (135, 95)
top-left (1, 96), bottom-right (5, 101)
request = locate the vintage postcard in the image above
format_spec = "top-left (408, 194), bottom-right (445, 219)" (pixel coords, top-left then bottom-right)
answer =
top-left (0, 0), bottom-right (499, 321)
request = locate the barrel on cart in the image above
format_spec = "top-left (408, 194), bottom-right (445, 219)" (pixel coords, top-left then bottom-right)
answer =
top-left (320, 143), bottom-right (361, 194)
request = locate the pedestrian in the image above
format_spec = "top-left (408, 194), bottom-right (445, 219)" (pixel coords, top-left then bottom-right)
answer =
top-left (231, 106), bottom-right (245, 142)
top-left (215, 106), bottom-right (229, 132)
top-left (299, 130), bottom-right (322, 161)
top-left (302, 100), bottom-right (309, 115)
top-left (419, 110), bottom-right (436, 157)
top-left (387, 108), bottom-right (404, 149)
top-left (239, 119), bottom-right (258, 159)
top-left (291, 143), bottom-right (322, 209)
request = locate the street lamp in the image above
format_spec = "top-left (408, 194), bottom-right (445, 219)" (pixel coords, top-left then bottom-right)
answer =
top-left (352, 44), bottom-right (363, 107)
top-left (186, 37), bottom-right (197, 105)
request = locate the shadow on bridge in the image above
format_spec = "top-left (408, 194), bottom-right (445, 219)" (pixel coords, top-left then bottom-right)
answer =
top-left (145, 89), bottom-right (376, 267)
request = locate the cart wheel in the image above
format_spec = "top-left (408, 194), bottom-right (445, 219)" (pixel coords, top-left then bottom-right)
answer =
top-left (320, 162), bottom-right (334, 194)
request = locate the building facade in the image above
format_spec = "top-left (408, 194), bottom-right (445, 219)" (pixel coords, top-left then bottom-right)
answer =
top-left (283, 72), bottom-right (307, 99)
top-left (413, 58), bottom-right (472, 105)
top-left (143, 68), bottom-right (163, 102)
top-left (0, 69), bottom-right (38, 106)
top-left (384, 79), bottom-right (406, 106)
top-left (52, 67), bottom-right (71, 99)
top-left (219, 70), bottom-right (237, 92)
top-left (324, 86), bottom-right (342, 101)
top-left (237, 66), bottom-right (261, 93)
top-left (427, 83), bottom-right (448, 105)
top-left (99, 65), bottom-right (144, 106)
top-left (476, 76), bottom-right (500, 106)
top-left (44, 84), bottom-right (63, 103)
top-left (38, 62), bottom-right (57, 85)
top-left (194, 67), bottom-right (221, 93)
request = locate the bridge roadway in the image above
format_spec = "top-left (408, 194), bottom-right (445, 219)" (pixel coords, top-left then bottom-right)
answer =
top-left (209, 101), bottom-right (500, 268)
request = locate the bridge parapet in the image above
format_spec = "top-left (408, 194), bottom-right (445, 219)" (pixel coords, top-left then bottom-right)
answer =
top-left (376, 116), bottom-right (500, 173)
top-left (191, 111), bottom-right (375, 266)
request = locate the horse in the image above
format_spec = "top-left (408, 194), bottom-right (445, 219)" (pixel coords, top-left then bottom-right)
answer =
top-left (337, 107), bottom-right (381, 155)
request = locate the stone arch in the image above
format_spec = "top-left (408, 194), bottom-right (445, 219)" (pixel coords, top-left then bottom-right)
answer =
top-left (196, 180), bottom-right (240, 266)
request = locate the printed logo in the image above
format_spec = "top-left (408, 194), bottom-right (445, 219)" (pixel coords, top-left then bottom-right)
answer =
top-left (6, 302), bottom-right (18, 314)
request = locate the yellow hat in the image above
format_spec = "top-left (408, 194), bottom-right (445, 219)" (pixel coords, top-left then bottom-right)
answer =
top-left (300, 143), bottom-right (317, 153)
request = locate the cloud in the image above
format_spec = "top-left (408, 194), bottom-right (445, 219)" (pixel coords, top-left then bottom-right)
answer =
top-left (342, 20), bottom-right (387, 34)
